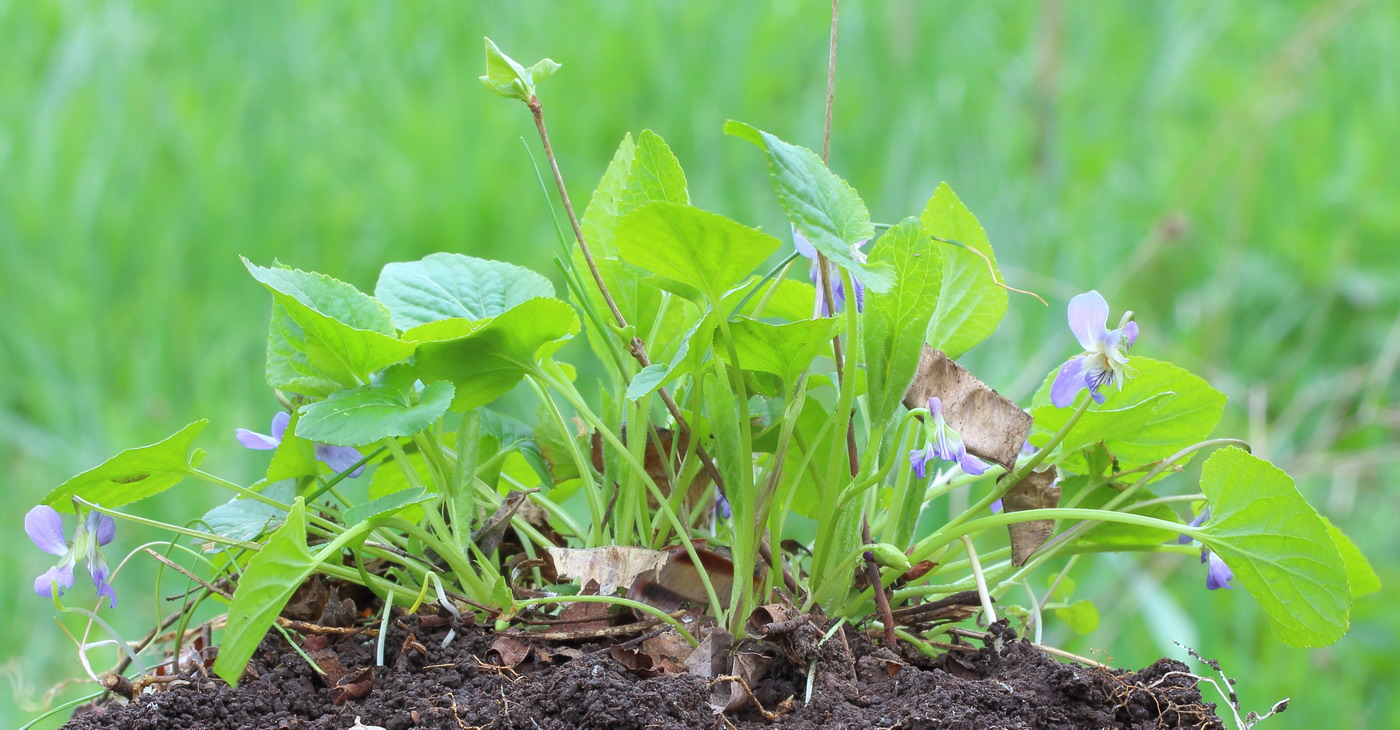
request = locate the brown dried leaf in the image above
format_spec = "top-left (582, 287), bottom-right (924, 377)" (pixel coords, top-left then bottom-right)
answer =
top-left (641, 631), bottom-right (694, 675)
top-left (710, 651), bottom-right (771, 714)
top-left (556, 590), bottom-right (612, 633)
top-left (472, 489), bottom-right (536, 557)
top-left (283, 576), bottom-right (330, 622)
top-left (328, 666), bottom-right (375, 705)
top-left (1003, 467), bottom-right (1061, 566)
top-left (628, 546), bottom-right (742, 612)
top-left (546, 546), bottom-right (670, 596)
top-left (299, 634), bottom-right (349, 686)
top-left (682, 628), bottom-right (733, 678)
top-left (902, 346), bottom-right (1033, 472)
top-left (487, 636), bottom-right (533, 668)
top-left (901, 559), bottom-right (937, 582)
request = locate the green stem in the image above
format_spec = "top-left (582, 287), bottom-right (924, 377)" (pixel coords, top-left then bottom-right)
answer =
top-left (532, 369), bottom-right (724, 617)
top-left (514, 595), bottom-right (697, 646)
top-left (73, 498), bottom-right (258, 550)
top-left (527, 374), bottom-right (605, 546)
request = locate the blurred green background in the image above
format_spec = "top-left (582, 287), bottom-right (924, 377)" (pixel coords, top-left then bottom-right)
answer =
top-left (3, 1), bottom-right (1395, 727)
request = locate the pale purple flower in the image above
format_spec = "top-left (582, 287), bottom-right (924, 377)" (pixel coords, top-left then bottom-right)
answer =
top-left (237, 412), bottom-right (365, 478)
top-left (908, 397), bottom-right (988, 478)
top-left (1050, 291), bottom-right (1138, 408)
top-left (26, 505), bottom-right (118, 608)
top-left (792, 227), bottom-right (867, 317)
top-left (1202, 551), bottom-right (1234, 590)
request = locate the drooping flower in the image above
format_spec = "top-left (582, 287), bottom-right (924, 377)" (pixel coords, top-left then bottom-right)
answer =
top-left (792, 227), bottom-right (867, 317)
top-left (1174, 509), bottom-right (1233, 590)
top-left (237, 412), bottom-right (366, 478)
top-left (26, 505), bottom-right (118, 608)
top-left (1050, 291), bottom-right (1139, 408)
top-left (1202, 551), bottom-right (1234, 590)
top-left (908, 397), bottom-right (988, 478)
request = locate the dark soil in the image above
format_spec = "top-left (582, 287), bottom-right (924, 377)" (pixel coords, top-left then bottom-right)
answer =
top-left (65, 612), bottom-right (1223, 730)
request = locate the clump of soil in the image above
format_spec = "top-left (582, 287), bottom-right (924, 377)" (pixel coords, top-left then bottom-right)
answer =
top-left (65, 612), bottom-right (1222, 730)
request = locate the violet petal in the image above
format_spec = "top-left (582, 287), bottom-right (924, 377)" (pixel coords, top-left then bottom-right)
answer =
top-left (1123, 320), bottom-right (1139, 348)
top-left (236, 428), bottom-right (281, 450)
top-left (34, 563), bottom-right (75, 598)
top-left (315, 444), bottom-right (366, 478)
top-left (88, 512), bottom-right (116, 547)
top-left (270, 412), bottom-right (291, 441)
top-left (1050, 356), bottom-right (1087, 408)
top-left (1205, 552), bottom-right (1234, 590)
top-left (25, 505), bottom-right (68, 556)
top-left (1067, 291), bottom-right (1110, 351)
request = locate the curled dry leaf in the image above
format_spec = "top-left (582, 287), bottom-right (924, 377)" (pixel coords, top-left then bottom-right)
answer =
top-left (487, 635), bottom-right (534, 668)
top-left (300, 634), bottom-right (349, 686)
top-left (1002, 466), bottom-right (1061, 566)
top-left (628, 545), bottom-right (744, 612)
top-left (546, 545), bottom-right (669, 596)
top-left (472, 489), bottom-right (536, 557)
top-left (710, 651), bottom-right (772, 715)
top-left (902, 345), bottom-right (1033, 472)
top-left (682, 628), bottom-right (733, 679)
top-left (328, 666), bottom-right (375, 705)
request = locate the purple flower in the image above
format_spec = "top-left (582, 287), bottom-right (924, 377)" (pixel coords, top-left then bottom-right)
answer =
top-left (1050, 291), bottom-right (1138, 408)
top-left (26, 505), bottom-right (118, 608)
top-left (908, 397), bottom-right (988, 478)
top-left (1202, 551), bottom-right (1234, 590)
top-left (1176, 508), bottom-right (1210, 545)
top-left (715, 492), bottom-right (732, 521)
top-left (792, 227), bottom-right (867, 317)
top-left (237, 412), bottom-right (366, 478)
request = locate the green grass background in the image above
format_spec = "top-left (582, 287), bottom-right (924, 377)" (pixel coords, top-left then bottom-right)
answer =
top-left (2, 1), bottom-right (1395, 727)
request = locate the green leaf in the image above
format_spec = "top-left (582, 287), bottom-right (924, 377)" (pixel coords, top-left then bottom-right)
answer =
top-left (1196, 447), bottom-right (1350, 647)
top-left (42, 421), bottom-right (207, 512)
top-left (1031, 358), bottom-right (1226, 472)
top-left (245, 259), bottom-right (415, 388)
top-left (626, 364), bottom-right (670, 402)
top-left (479, 37), bottom-right (558, 102)
top-left (621, 129), bottom-right (689, 212)
top-left (214, 498), bottom-right (316, 685)
top-left (296, 381), bottom-right (455, 447)
top-left (374, 253), bottom-right (554, 330)
top-left (266, 304), bottom-right (341, 398)
top-left (265, 410), bottom-right (320, 482)
top-left (623, 311), bottom-right (718, 402)
top-left (861, 218), bottom-right (943, 427)
top-left (1054, 600), bottom-right (1101, 635)
top-left (920, 183), bottom-right (1007, 357)
top-left (725, 316), bottom-right (838, 385)
top-left (724, 276), bottom-right (820, 322)
top-left (724, 121), bottom-right (893, 293)
top-left (580, 134), bottom-right (637, 257)
top-left (1323, 516), bottom-right (1381, 598)
top-left (200, 482), bottom-right (296, 547)
top-left (614, 202), bottom-right (780, 301)
top-left (343, 487), bottom-right (433, 527)
top-left (416, 298), bottom-right (579, 412)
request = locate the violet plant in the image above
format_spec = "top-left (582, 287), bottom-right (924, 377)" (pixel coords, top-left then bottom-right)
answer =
top-left (26, 37), bottom-right (1374, 693)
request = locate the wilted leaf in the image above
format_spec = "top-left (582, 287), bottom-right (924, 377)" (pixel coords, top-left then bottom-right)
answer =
top-left (903, 346), bottom-right (1031, 472)
top-left (1003, 467), bottom-right (1061, 566)
top-left (546, 546), bottom-right (669, 596)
